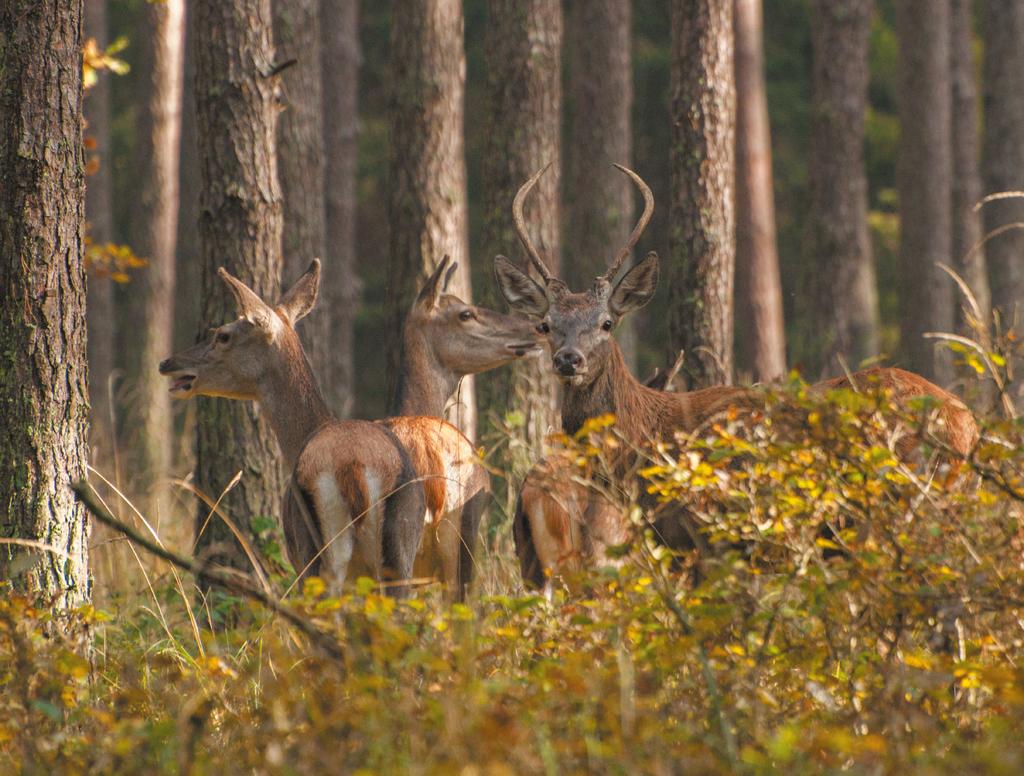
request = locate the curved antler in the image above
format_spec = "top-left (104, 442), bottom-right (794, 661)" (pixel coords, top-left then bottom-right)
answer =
top-left (513, 163), bottom-right (555, 284)
top-left (600, 164), bottom-right (655, 283)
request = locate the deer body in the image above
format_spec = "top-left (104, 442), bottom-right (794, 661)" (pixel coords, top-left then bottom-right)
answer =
top-left (498, 165), bottom-right (979, 587)
top-left (160, 261), bottom-right (425, 593)
top-left (378, 256), bottom-right (541, 598)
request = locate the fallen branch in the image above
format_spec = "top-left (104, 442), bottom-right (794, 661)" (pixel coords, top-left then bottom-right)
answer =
top-left (71, 480), bottom-right (345, 663)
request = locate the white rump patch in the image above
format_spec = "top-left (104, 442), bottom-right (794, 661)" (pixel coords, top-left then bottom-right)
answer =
top-left (316, 472), bottom-right (353, 586)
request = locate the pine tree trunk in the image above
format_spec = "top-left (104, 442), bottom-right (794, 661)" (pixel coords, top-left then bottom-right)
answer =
top-left (478, 0), bottom-right (562, 449)
top-left (0, 0), bottom-right (91, 607)
top-left (565, 0), bottom-right (636, 368)
top-left (320, 0), bottom-right (360, 418)
top-left (896, 0), bottom-right (954, 384)
top-left (667, 0), bottom-right (736, 389)
top-left (175, 8), bottom-right (201, 356)
top-left (274, 0), bottom-right (328, 384)
top-left (982, 0), bottom-right (1024, 327)
top-left (807, 0), bottom-right (879, 376)
top-left (386, 0), bottom-right (475, 438)
top-left (124, 0), bottom-right (186, 515)
top-left (950, 0), bottom-right (991, 333)
top-left (733, 0), bottom-right (785, 382)
top-left (84, 0), bottom-right (117, 460)
top-left (192, 0), bottom-right (285, 566)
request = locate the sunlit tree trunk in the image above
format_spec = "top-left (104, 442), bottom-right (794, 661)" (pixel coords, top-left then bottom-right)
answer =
top-left (950, 0), bottom-right (990, 333)
top-left (386, 0), bottom-right (474, 438)
top-left (274, 0), bottom-right (328, 382)
top-left (733, 0), bottom-right (785, 382)
top-left (982, 0), bottom-right (1024, 328)
top-left (807, 0), bottom-right (878, 376)
top-left (0, 0), bottom-right (91, 607)
top-left (320, 0), bottom-right (359, 418)
top-left (667, 0), bottom-right (736, 389)
top-left (565, 0), bottom-right (636, 367)
top-left (896, 0), bottom-right (954, 383)
top-left (84, 0), bottom-right (117, 459)
top-left (478, 0), bottom-right (562, 448)
top-left (193, 0), bottom-right (285, 566)
top-left (124, 0), bottom-right (186, 516)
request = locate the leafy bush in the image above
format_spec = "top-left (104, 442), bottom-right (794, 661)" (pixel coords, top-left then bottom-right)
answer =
top-left (6, 342), bottom-right (1024, 773)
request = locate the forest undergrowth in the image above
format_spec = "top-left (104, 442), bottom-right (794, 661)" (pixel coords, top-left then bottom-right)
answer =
top-left (4, 323), bottom-right (1024, 775)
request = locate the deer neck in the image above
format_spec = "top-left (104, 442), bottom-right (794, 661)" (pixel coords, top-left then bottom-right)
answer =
top-left (257, 335), bottom-right (334, 469)
top-left (392, 328), bottom-right (460, 419)
top-left (561, 339), bottom-right (687, 442)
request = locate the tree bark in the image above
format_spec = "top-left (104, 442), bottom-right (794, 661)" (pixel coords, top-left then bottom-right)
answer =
top-left (84, 0), bottom-right (117, 458)
top-left (896, 0), bottom-right (954, 384)
top-left (807, 0), bottom-right (879, 376)
top-left (274, 0), bottom-right (328, 385)
top-left (192, 0), bottom-right (285, 565)
top-left (667, 0), bottom-right (736, 389)
top-left (950, 0), bottom-right (990, 333)
top-left (565, 0), bottom-right (636, 368)
top-left (320, 0), bottom-right (360, 418)
top-left (982, 0), bottom-right (1024, 327)
top-left (0, 0), bottom-right (91, 607)
top-left (124, 0), bottom-right (186, 515)
top-left (386, 0), bottom-right (475, 438)
top-left (478, 0), bottom-right (562, 448)
top-left (733, 0), bottom-right (785, 382)
top-left (175, 7), bottom-right (201, 356)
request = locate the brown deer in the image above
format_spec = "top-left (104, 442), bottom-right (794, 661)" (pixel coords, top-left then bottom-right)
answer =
top-left (159, 260), bottom-right (426, 594)
top-left (497, 165), bottom-right (979, 578)
top-left (513, 354), bottom-right (684, 594)
top-left (381, 255), bottom-right (541, 598)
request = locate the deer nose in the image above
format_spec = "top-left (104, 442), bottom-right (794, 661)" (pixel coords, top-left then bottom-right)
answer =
top-left (553, 349), bottom-right (585, 375)
top-left (158, 358), bottom-right (173, 374)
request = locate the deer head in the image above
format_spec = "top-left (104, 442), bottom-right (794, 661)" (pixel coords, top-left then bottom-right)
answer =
top-left (405, 254), bottom-right (542, 377)
top-left (494, 164), bottom-right (658, 387)
top-left (159, 260), bottom-right (321, 401)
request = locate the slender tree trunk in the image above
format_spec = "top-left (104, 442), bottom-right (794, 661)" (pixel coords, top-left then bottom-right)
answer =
top-left (386, 0), bottom-right (475, 438)
top-left (124, 0), bottom-right (185, 515)
top-left (320, 0), bottom-right (359, 418)
top-left (565, 0), bottom-right (636, 367)
top-left (176, 8), bottom-right (201, 358)
top-left (733, 0), bottom-right (785, 382)
top-left (982, 0), bottom-right (1024, 328)
top-left (193, 0), bottom-right (285, 566)
top-left (950, 0), bottom-right (990, 333)
top-left (807, 0), bottom-right (879, 376)
top-left (896, 0), bottom-right (954, 384)
top-left (84, 0), bottom-right (117, 458)
top-left (667, 0), bottom-right (736, 389)
top-left (274, 0), bottom-right (328, 381)
top-left (478, 0), bottom-right (562, 449)
top-left (0, 0), bottom-right (91, 607)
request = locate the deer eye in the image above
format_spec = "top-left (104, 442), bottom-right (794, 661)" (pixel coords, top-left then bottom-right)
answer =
top-left (602, 319), bottom-right (613, 331)
top-left (537, 321), bottom-right (550, 334)
top-left (458, 310), bottom-right (474, 322)
top-left (215, 331), bottom-right (231, 344)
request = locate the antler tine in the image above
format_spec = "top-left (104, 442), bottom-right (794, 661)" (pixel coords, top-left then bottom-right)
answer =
top-left (512, 163), bottom-right (555, 284)
top-left (602, 164), bottom-right (655, 283)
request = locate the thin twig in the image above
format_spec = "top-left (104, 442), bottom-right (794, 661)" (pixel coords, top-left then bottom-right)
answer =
top-left (72, 480), bottom-right (345, 663)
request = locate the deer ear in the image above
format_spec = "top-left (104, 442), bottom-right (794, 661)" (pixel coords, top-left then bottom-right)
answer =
top-left (278, 258), bottom-right (321, 325)
top-left (219, 267), bottom-right (275, 324)
top-left (494, 255), bottom-right (549, 317)
top-left (415, 255), bottom-right (451, 310)
top-left (442, 260), bottom-right (459, 292)
top-left (608, 252), bottom-right (659, 316)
